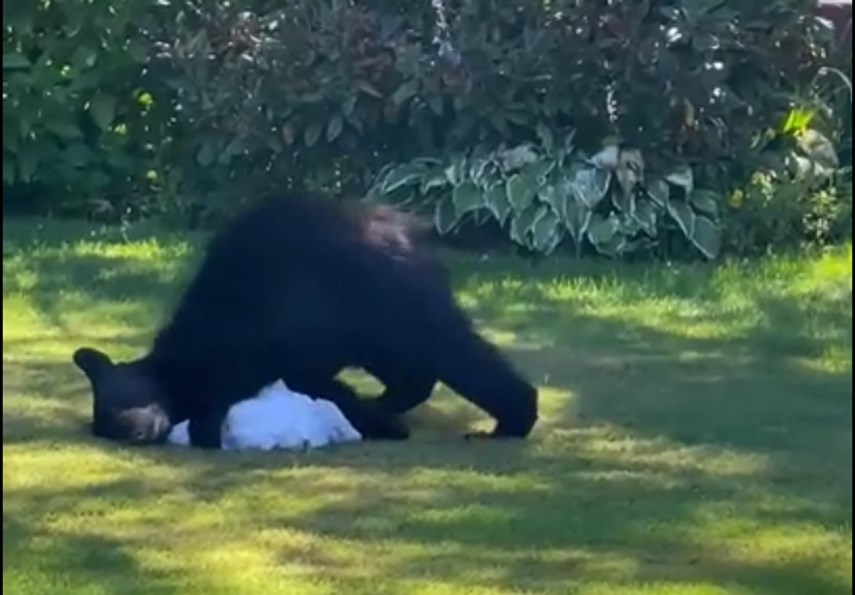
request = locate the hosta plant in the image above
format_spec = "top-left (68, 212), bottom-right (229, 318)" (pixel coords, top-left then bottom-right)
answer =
top-left (368, 133), bottom-right (724, 259)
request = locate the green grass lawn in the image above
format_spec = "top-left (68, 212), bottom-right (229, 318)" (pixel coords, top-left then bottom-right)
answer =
top-left (3, 217), bottom-right (852, 595)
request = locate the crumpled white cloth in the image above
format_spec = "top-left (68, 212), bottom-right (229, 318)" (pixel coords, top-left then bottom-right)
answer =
top-left (167, 380), bottom-right (362, 450)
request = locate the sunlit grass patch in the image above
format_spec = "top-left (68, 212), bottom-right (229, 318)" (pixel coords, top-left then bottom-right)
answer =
top-left (3, 218), bottom-right (851, 595)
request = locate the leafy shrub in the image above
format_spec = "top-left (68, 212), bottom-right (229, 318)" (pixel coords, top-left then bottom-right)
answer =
top-left (724, 124), bottom-right (851, 255)
top-left (368, 134), bottom-right (724, 259)
top-left (725, 170), bottom-right (851, 254)
top-left (368, 103), bottom-right (848, 260)
top-left (148, 0), bottom-right (845, 255)
top-left (3, 0), bottom-right (850, 256)
top-left (721, 60), bottom-right (852, 256)
top-left (2, 0), bottom-right (164, 214)
top-left (138, 0), bottom-right (444, 207)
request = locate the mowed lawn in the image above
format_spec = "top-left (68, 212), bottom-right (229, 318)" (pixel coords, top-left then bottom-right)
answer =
top-left (3, 216), bottom-right (852, 595)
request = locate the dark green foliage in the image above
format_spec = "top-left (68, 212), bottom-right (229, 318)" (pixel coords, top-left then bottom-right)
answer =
top-left (3, 0), bottom-right (166, 214)
top-left (3, 0), bottom-right (851, 256)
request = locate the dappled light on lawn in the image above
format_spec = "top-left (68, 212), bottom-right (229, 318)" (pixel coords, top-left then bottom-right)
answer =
top-left (3, 219), bottom-right (852, 595)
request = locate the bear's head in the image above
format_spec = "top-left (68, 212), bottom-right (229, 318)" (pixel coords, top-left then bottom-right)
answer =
top-left (72, 347), bottom-right (173, 444)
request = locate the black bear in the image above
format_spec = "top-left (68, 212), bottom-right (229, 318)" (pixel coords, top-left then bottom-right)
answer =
top-left (72, 193), bottom-right (539, 449)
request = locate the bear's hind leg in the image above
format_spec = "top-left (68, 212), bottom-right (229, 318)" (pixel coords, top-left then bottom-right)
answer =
top-left (288, 375), bottom-right (411, 441)
top-left (368, 362), bottom-right (437, 416)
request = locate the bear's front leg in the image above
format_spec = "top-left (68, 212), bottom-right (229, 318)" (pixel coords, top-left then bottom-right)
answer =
top-left (188, 408), bottom-right (227, 449)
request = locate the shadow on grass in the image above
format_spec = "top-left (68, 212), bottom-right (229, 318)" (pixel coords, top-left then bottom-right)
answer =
top-left (3, 456), bottom-right (850, 595)
top-left (3, 252), bottom-right (188, 336)
top-left (452, 256), bottom-right (851, 448)
top-left (3, 220), bottom-right (852, 593)
top-left (3, 350), bottom-right (851, 593)
top-left (3, 218), bottom-right (200, 336)
top-left (3, 515), bottom-right (194, 595)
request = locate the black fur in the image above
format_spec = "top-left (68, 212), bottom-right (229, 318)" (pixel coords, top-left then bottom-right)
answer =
top-left (73, 193), bottom-right (539, 448)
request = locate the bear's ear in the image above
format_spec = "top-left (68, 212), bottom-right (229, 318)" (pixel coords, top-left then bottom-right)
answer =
top-left (72, 347), bottom-right (114, 384)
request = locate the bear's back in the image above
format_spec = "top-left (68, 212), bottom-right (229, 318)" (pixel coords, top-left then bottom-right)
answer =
top-left (151, 193), bottom-right (448, 368)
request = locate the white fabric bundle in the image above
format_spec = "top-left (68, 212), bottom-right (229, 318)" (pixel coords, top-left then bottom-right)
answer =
top-left (167, 380), bottom-right (362, 450)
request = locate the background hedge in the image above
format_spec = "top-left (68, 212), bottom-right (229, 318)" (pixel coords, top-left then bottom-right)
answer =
top-left (3, 0), bottom-right (852, 258)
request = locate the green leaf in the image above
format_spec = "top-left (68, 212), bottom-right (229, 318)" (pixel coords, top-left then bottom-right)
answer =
top-left (469, 158), bottom-right (491, 187)
top-left (412, 157), bottom-right (444, 168)
top-left (506, 172), bottom-right (538, 211)
top-left (89, 93), bottom-right (117, 131)
top-left (356, 80), bottom-right (383, 98)
top-left (218, 137), bottom-right (242, 165)
top-left (666, 166), bottom-right (694, 194)
top-left (528, 159), bottom-right (556, 185)
top-left (347, 113), bottom-right (364, 134)
top-left (536, 122), bottom-right (554, 152)
top-left (505, 110), bottom-right (528, 125)
top-left (531, 208), bottom-right (562, 254)
top-left (666, 199), bottom-right (695, 238)
top-left (591, 232), bottom-right (627, 258)
top-left (562, 130), bottom-right (577, 156)
top-left (3, 53), bottom-right (30, 69)
top-left (452, 181), bottom-right (483, 215)
top-left (304, 123), bottom-right (323, 147)
top-left (17, 146), bottom-right (40, 182)
top-left (781, 108), bottom-right (815, 134)
top-left (490, 113), bottom-right (511, 138)
top-left (530, 206), bottom-right (552, 233)
top-left (342, 95), bottom-right (358, 117)
top-left (616, 148), bottom-right (644, 195)
top-left (587, 213), bottom-right (620, 246)
top-left (618, 212), bottom-right (642, 237)
top-left (71, 46), bottom-right (98, 70)
top-left (326, 114), bottom-right (344, 142)
top-left (690, 215), bottom-right (722, 260)
top-left (128, 38), bottom-right (148, 63)
top-left (485, 183), bottom-right (511, 225)
top-left (646, 178), bottom-right (670, 206)
top-left (196, 142), bottom-right (217, 167)
top-left (562, 197), bottom-right (592, 248)
top-left (63, 144), bottom-right (94, 168)
top-left (622, 236), bottom-right (657, 254)
top-left (444, 156), bottom-right (468, 185)
top-left (300, 92), bottom-right (324, 104)
top-left (797, 129), bottom-right (839, 171)
top-left (472, 209), bottom-right (491, 226)
top-left (509, 218), bottom-right (525, 245)
top-left (421, 171), bottom-right (449, 194)
top-left (518, 204), bottom-right (543, 233)
top-left (537, 183), bottom-right (562, 213)
top-left (633, 197), bottom-right (658, 235)
top-left (787, 153), bottom-right (816, 180)
top-left (689, 189), bottom-right (720, 218)
top-left (392, 80), bottom-right (418, 106)
top-left (692, 32), bottom-right (720, 51)
top-left (478, 164), bottom-right (502, 191)
top-left (136, 91), bottom-right (154, 110)
top-left (45, 119), bottom-right (82, 140)
top-left (569, 167), bottom-right (611, 208)
top-left (510, 205), bottom-right (542, 246)
top-left (590, 144), bottom-right (619, 169)
top-left (370, 162), bottom-right (398, 190)
top-left (499, 144), bottom-right (538, 171)
top-left (382, 163), bottom-right (425, 193)
top-left (540, 229), bottom-right (563, 255)
top-left (612, 187), bottom-right (635, 215)
top-left (435, 197), bottom-right (460, 235)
